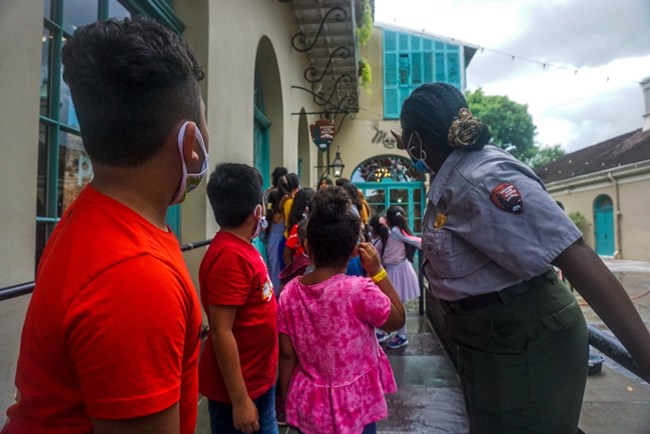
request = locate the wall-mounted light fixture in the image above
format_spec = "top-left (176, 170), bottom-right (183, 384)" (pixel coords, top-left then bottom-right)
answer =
top-left (330, 146), bottom-right (345, 178)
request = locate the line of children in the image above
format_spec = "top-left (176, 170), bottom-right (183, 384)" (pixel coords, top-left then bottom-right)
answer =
top-left (277, 186), bottom-right (406, 434)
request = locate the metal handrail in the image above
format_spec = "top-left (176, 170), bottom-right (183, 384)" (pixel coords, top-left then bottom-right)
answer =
top-left (587, 323), bottom-right (643, 380)
top-left (0, 238), bottom-right (213, 302)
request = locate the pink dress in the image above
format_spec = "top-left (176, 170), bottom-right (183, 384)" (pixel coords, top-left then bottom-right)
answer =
top-left (277, 274), bottom-right (398, 434)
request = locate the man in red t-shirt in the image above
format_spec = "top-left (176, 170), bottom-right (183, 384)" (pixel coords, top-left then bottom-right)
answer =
top-left (3, 17), bottom-right (208, 434)
top-left (199, 163), bottom-right (279, 434)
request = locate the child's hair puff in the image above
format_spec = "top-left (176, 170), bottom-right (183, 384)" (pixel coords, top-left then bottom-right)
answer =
top-left (307, 186), bottom-right (360, 268)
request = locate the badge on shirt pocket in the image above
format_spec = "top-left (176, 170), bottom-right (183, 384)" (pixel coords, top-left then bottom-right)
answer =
top-left (490, 183), bottom-right (523, 214)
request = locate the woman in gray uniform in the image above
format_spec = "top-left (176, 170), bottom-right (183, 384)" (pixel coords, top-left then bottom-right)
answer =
top-left (392, 82), bottom-right (650, 433)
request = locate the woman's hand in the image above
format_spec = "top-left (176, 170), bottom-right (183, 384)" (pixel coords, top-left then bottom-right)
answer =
top-left (357, 242), bottom-right (382, 276)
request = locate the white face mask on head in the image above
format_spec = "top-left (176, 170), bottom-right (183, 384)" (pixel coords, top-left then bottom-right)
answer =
top-left (170, 121), bottom-right (209, 206)
top-left (251, 204), bottom-right (268, 240)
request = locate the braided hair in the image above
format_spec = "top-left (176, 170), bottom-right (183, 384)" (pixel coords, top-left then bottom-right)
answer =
top-left (400, 83), bottom-right (490, 152)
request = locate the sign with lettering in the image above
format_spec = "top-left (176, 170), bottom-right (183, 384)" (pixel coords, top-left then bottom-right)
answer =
top-left (371, 125), bottom-right (396, 149)
top-left (310, 119), bottom-right (336, 150)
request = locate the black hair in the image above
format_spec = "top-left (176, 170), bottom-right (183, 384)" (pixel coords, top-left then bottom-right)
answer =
top-left (334, 177), bottom-right (350, 187)
top-left (400, 83), bottom-right (490, 153)
top-left (288, 187), bottom-right (315, 230)
top-left (368, 214), bottom-right (389, 260)
top-left (386, 205), bottom-right (416, 262)
top-left (278, 173), bottom-right (300, 197)
top-left (61, 17), bottom-right (204, 168)
top-left (207, 163), bottom-right (263, 228)
top-left (306, 186), bottom-right (360, 268)
top-left (266, 188), bottom-right (283, 216)
top-left (263, 187), bottom-right (283, 238)
top-left (318, 176), bottom-right (333, 190)
top-left (338, 181), bottom-right (363, 212)
top-left (271, 167), bottom-right (288, 188)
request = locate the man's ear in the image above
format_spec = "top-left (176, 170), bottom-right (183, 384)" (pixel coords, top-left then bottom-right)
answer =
top-left (180, 121), bottom-right (200, 163)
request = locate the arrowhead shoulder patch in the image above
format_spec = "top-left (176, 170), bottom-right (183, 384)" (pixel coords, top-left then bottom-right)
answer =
top-left (490, 183), bottom-right (523, 214)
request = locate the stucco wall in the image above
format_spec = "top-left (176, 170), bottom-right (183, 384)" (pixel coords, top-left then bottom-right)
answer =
top-left (336, 26), bottom-right (413, 179)
top-left (200, 0), bottom-right (319, 235)
top-left (548, 170), bottom-right (650, 261)
top-left (0, 0), bottom-right (43, 420)
top-left (616, 174), bottom-right (650, 260)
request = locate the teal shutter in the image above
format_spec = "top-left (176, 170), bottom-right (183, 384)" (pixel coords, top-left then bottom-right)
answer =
top-left (384, 30), bottom-right (397, 51)
top-left (399, 33), bottom-right (409, 50)
top-left (384, 29), bottom-right (466, 117)
top-left (423, 52), bottom-right (433, 83)
top-left (383, 30), bottom-right (399, 118)
top-left (411, 52), bottom-right (422, 85)
top-left (435, 52), bottom-right (445, 81)
top-left (447, 51), bottom-right (460, 88)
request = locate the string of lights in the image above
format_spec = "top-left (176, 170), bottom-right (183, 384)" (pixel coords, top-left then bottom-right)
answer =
top-left (345, 22), bottom-right (646, 119)
top-left (385, 21), bottom-right (644, 86)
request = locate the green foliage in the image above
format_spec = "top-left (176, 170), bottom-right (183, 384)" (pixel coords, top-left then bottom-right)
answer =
top-left (359, 57), bottom-right (372, 95)
top-left (527, 144), bottom-right (565, 169)
top-left (466, 88), bottom-right (537, 162)
top-left (356, 0), bottom-right (373, 46)
top-left (568, 211), bottom-right (588, 232)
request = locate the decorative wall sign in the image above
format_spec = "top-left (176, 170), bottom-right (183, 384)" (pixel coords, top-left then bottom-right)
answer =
top-left (371, 125), bottom-right (397, 149)
top-left (310, 119), bottom-right (336, 150)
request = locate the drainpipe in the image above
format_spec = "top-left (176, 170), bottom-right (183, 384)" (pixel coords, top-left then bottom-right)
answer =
top-left (607, 171), bottom-right (622, 259)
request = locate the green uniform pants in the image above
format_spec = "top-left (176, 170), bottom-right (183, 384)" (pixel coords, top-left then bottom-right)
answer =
top-left (444, 273), bottom-right (589, 434)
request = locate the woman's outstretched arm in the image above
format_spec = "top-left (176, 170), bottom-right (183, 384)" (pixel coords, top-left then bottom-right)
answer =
top-left (553, 238), bottom-right (650, 382)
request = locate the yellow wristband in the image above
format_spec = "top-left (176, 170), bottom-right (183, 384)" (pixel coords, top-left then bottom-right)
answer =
top-left (371, 268), bottom-right (387, 283)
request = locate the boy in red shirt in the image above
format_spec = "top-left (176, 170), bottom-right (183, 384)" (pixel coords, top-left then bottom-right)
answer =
top-left (3, 17), bottom-right (208, 434)
top-left (199, 163), bottom-right (279, 434)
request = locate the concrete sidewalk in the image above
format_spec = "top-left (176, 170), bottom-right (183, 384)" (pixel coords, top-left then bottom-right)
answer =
top-left (577, 257), bottom-right (650, 434)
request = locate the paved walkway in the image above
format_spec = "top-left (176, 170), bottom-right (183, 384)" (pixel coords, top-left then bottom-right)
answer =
top-left (577, 258), bottom-right (650, 434)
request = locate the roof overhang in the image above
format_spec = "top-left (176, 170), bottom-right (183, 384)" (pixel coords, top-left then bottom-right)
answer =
top-left (288, 0), bottom-right (360, 114)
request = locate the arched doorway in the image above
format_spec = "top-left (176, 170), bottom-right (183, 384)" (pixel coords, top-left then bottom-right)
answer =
top-left (351, 155), bottom-right (426, 234)
top-left (593, 194), bottom-right (615, 256)
top-left (254, 36), bottom-right (283, 189)
top-left (254, 67), bottom-right (270, 188)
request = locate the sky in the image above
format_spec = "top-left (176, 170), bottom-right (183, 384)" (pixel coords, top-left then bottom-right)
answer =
top-left (375, 0), bottom-right (650, 153)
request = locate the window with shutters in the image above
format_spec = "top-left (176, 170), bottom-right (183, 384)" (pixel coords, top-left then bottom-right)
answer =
top-left (383, 29), bottom-right (463, 119)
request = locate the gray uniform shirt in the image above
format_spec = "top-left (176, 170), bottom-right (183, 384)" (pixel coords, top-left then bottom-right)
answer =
top-left (422, 144), bottom-right (582, 301)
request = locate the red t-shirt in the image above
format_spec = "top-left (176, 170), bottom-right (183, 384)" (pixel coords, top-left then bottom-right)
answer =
top-left (199, 231), bottom-right (278, 403)
top-left (285, 223), bottom-right (305, 257)
top-left (2, 186), bottom-right (202, 434)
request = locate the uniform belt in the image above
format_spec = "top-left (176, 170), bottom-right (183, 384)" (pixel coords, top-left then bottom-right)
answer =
top-left (440, 269), bottom-right (556, 312)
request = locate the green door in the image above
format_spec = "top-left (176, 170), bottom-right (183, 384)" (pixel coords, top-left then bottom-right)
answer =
top-left (594, 195), bottom-right (615, 256)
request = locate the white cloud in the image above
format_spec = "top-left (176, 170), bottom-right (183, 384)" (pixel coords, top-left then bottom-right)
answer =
top-left (375, 0), bottom-right (650, 153)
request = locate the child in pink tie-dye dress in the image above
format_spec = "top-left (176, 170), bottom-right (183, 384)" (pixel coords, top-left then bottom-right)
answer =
top-left (277, 187), bottom-right (406, 434)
